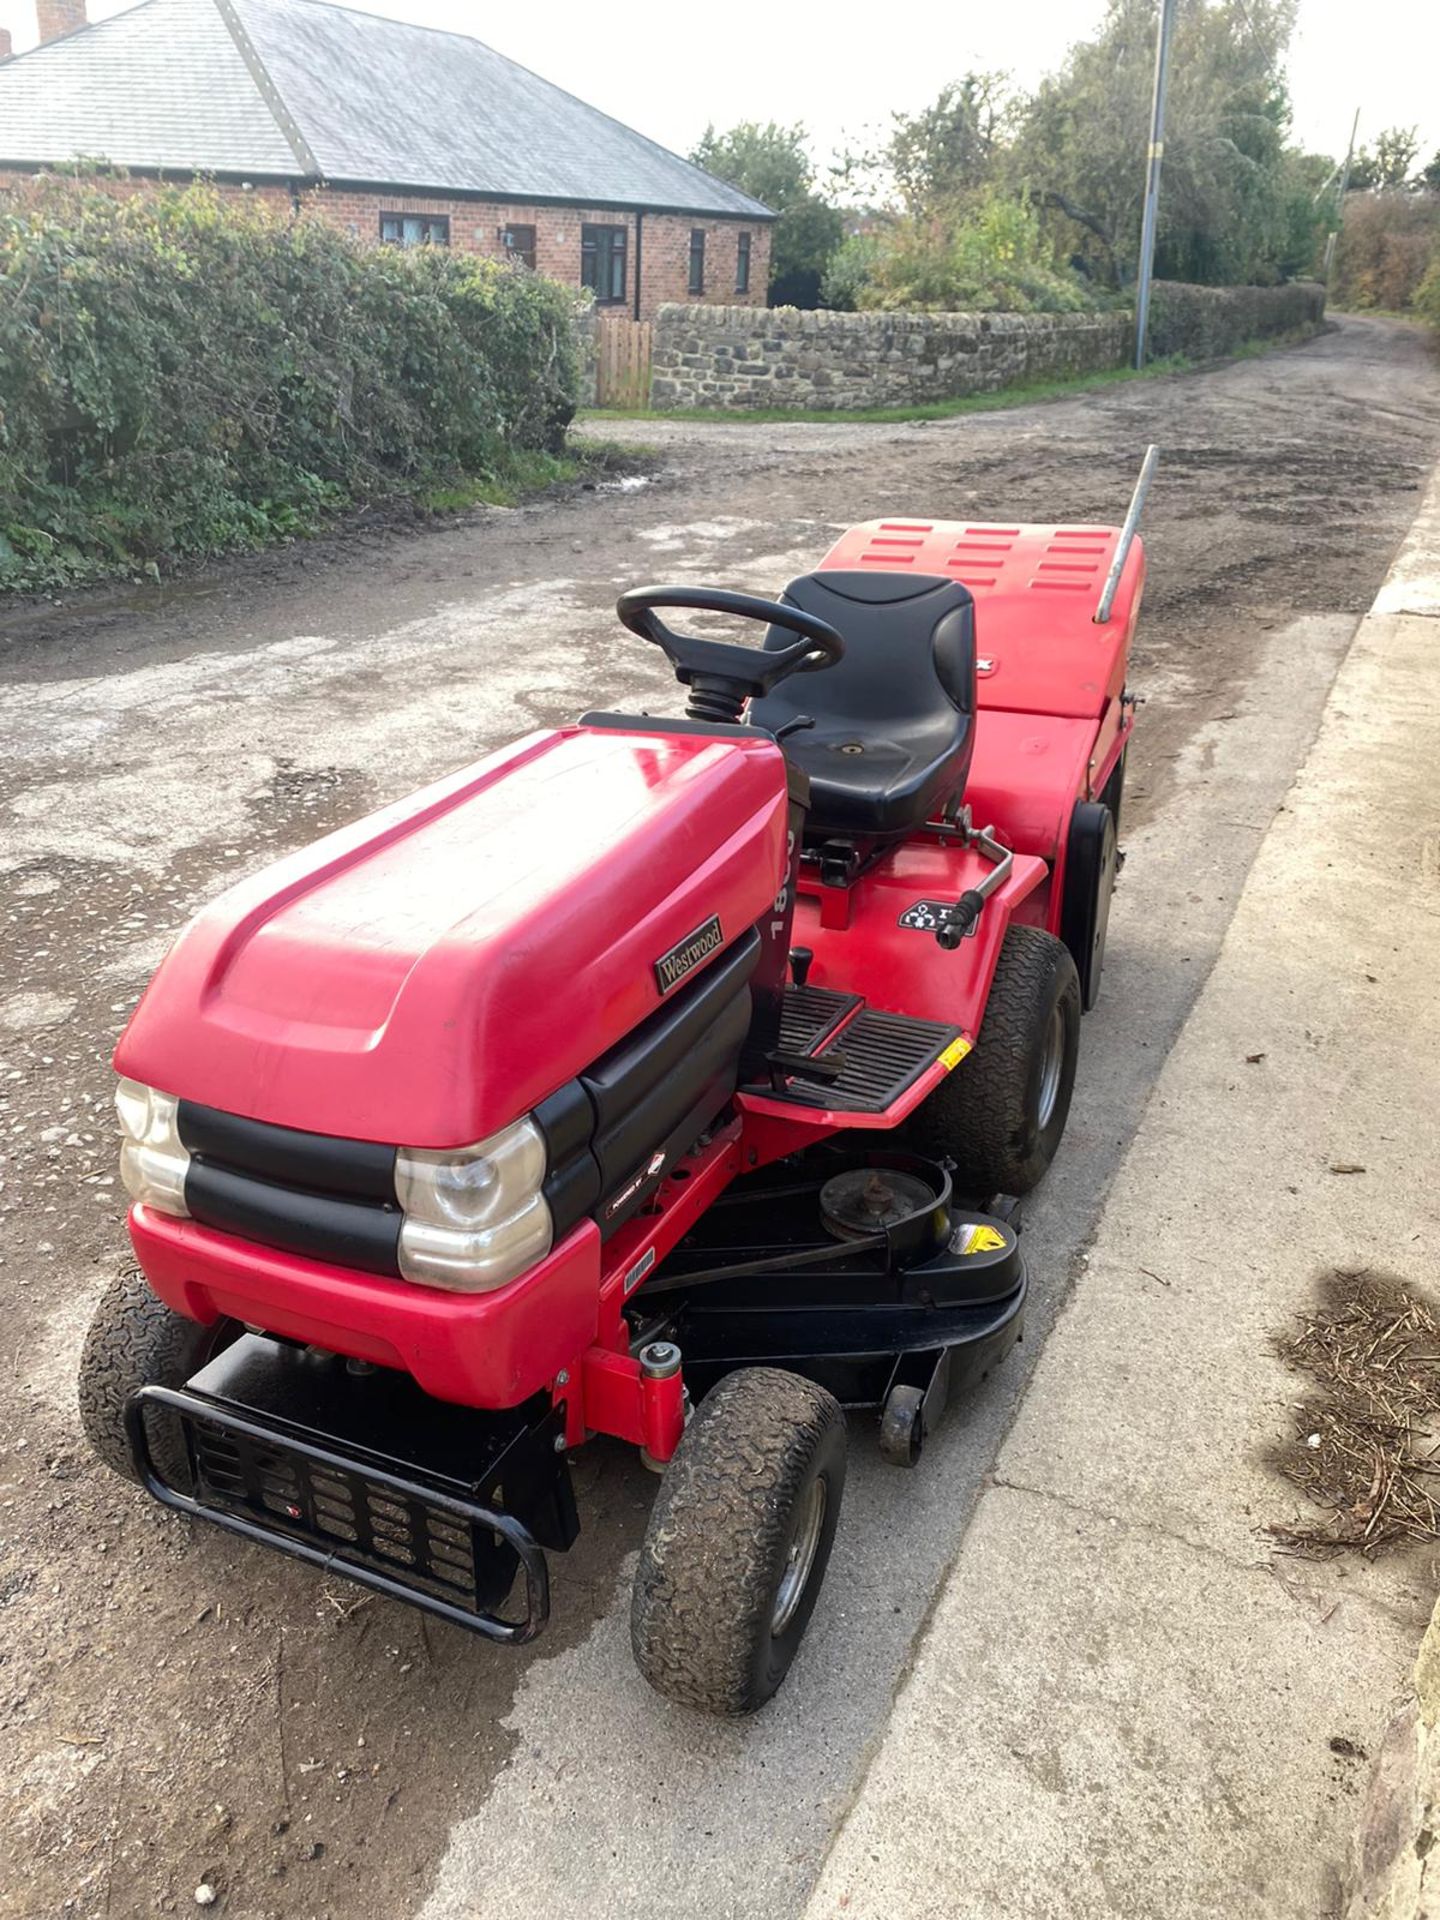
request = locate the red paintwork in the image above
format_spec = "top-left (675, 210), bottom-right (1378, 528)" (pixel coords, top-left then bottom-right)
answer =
top-left (116, 726), bottom-right (790, 1147)
top-left (797, 838), bottom-right (1049, 1026)
top-left (116, 513), bottom-right (1140, 1453)
top-left (818, 519), bottom-right (1144, 720)
top-left (580, 1348), bottom-right (686, 1463)
top-left (130, 1201), bottom-right (604, 1407)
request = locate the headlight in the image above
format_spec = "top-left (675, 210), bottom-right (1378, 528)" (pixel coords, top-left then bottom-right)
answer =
top-left (395, 1117), bottom-right (551, 1292)
top-left (116, 1078), bottom-right (191, 1217)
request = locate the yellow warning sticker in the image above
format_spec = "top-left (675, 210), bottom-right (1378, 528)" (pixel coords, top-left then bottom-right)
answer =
top-left (959, 1224), bottom-right (1007, 1256)
top-left (938, 1035), bottom-right (973, 1072)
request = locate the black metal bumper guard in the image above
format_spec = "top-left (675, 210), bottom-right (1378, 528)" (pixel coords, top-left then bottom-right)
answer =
top-left (125, 1385), bottom-right (551, 1644)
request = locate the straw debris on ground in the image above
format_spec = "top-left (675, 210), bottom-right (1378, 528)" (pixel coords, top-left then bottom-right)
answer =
top-left (1270, 1270), bottom-right (1440, 1557)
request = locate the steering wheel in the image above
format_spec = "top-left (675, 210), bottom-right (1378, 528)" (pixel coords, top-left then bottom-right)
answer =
top-left (616, 586), bottom-right (844, 720)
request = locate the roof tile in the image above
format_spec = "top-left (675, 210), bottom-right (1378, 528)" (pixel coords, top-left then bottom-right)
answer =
top-left (0, 0), bottom-right (772, 218)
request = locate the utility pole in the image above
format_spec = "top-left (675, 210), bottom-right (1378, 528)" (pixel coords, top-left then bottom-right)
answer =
top-left (1133, 0), bottom-right (1178, 371)
top-left (1322, 109), bottom-right (1360, 283)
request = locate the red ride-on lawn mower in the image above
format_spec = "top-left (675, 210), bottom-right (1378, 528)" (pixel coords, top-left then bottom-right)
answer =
top-left (79, 460), bottom-right (1154, 1716)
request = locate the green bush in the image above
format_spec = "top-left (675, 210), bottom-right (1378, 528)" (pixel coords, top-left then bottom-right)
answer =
top-left (818, 233), bottom-right (883, 311)
top-left (1331, 189), bottom-right (1440, 312)
top-left (858, 191), bottom-right (1102, 313)
top-left (0, 174), bottom-right (583, 589)
top-left (1415, 253), bottom-right (1440, 337)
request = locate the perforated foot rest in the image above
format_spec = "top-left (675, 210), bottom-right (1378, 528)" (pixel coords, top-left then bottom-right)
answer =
top-left (777, 985), bottom-right (861, 1058)
top-left (769, 1008), bottom-right (960, 1114)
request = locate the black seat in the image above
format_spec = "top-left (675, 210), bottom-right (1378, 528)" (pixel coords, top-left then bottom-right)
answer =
top-left (750, 571), bottom-right (976, 841)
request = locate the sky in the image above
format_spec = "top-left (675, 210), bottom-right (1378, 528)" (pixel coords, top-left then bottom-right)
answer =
top-left (2, 0), bottom-right (1437, 176)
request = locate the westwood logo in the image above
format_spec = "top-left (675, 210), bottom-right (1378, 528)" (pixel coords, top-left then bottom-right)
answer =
top-left (654, 915), bottom-right (723, 994)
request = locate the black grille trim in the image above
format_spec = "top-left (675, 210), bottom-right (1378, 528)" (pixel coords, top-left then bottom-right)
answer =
top-left (186, 1161), bottom-right (402, 1277)
top-left (178, 1102), bottom-right (396, 1202)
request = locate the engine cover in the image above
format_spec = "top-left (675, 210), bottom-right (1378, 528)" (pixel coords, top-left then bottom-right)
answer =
top-left (116, 724), bottom-right (790, 1146)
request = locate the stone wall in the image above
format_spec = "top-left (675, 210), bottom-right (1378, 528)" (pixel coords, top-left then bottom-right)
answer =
top-left (648, 280), bottom-right (1327, 411)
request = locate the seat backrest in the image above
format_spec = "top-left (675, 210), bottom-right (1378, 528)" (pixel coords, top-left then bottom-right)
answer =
top-left (756, 570), bottom-right (976, 724)
top-left (749, 571), bottom-right (978, 843)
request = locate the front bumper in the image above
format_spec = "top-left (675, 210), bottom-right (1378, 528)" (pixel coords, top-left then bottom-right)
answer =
top-left (128, 1203), bottom-right (602, 1410)
top-left (128, 1332), bottom-right (580, 1641)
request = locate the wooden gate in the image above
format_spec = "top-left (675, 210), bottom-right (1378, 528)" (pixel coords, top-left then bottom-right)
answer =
top-left (595, 316), bottom-right (653, 409)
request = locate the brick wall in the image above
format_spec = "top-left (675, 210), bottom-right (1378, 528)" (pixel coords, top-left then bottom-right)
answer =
top-left (649, 282), bottom-right (1328, 411)
top-left (0, 168), bottom-right (770, 320)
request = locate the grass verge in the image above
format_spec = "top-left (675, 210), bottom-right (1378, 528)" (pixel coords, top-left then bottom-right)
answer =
top-left (416, 437), bottom-right (649, 511)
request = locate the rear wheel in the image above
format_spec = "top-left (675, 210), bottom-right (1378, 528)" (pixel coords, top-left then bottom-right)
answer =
top-left (78, 1269), bottom-right (238, 1490)
top-left (1099, 745), bottom-right (1127, 835)
top-left (900, 925), bottom-right (1081, 1196)
top-left (631, 1367), bottom-right (845, 1716)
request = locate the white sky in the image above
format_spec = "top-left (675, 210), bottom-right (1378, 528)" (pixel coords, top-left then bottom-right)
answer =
top-left (2, 0), bottom-right (1437, 176)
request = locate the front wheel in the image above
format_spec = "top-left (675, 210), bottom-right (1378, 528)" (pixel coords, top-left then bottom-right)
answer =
top-left (78, 1268), bottom-right (238, 1489)
top-left (631, 1367), bottom-right (846, 1715)
top-left (900, 925), bottom-right (1081, 1196)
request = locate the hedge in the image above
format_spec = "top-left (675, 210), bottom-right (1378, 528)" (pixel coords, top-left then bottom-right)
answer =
top-left (0, 175), bottom-right (584, 589)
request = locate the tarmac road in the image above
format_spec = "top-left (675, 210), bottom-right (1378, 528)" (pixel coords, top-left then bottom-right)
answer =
top-left (1, 314), bottom-right (1436, 1920)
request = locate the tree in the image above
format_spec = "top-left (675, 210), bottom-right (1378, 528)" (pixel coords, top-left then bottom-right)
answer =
top-left (690, 122), bottom-right (843, 306)
top-left (885, 74), bottom-right (1015, 213)
top-left (1348, 126), bottom-right (1421, 191)
top-left (1004, 0), bottom-right (1321, 289)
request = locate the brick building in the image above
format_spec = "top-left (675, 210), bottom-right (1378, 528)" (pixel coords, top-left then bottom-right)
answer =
top-left (0, 0), bottom-right (773, 320)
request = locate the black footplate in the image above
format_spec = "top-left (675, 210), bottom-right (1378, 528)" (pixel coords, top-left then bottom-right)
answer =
top-left (768, 1007), bottom-right (961, 1113)
top-left (127, 1335), bottom-right (578, 1642)
top-left (777, 983), bottom-right (862, 1057)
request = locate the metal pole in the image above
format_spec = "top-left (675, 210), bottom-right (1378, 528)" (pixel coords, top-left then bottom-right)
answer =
top-left (1337, 108), bottom-right (1360, 203)
top-left (1322, 109), bottom-right (1360, 286)
top-left (1095, 445), bottom-right (1159, 624)
top-left (1133, 0), bottom-right (1178, 371)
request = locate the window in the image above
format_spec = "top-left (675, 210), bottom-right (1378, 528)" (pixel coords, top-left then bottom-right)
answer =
top-left (736, 230), bottom-right (752, 294)
top-left (688, 228), bottom-right (706, 295)
top-left (501, 223), bottom-right (536, 270)
top-left (379, 213), bottom-right (449, 247)
top-left (581, 224), bottom-right (627, 303)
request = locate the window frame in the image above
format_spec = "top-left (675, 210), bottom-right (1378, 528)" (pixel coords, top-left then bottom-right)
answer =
top-left (735, 229), bottom-right (752, 295)
top-left (688, 227), bottom-right (706, 296)
top-left (581, 223), bottom-right (628, 304)
top-left (501, 223), bottom-right (537, 270)
top-left (379, 212), bottom-right (450, 248)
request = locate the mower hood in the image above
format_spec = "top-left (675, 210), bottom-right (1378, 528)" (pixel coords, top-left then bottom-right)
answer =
top-left (115, 725), bottom-right (789, 1147)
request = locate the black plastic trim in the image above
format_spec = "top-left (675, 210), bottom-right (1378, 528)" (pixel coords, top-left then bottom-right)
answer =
top-left (185, 1162), bottom-right (402, 1277)
top-left (178, 1101), bottom-right (396, 1202)
top-left (533, 1082), bottom-right (594, 1166)
top-left (578, 931), bottom-right (759, 1233)
top-left (1061, 799), bottom-right (1118, 1012)
top-left (544, 1154), bottom-right (603, 1239)
top-left (534, 1082), bottom-right (601, 1238)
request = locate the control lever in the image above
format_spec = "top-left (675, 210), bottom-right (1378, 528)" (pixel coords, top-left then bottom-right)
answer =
top-left (933, 818), bottom-right (1013, 951)
top-left (937, 892), bottom-right (984, 950)
top-left (767, 1048), bottom-right (846, 1094)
